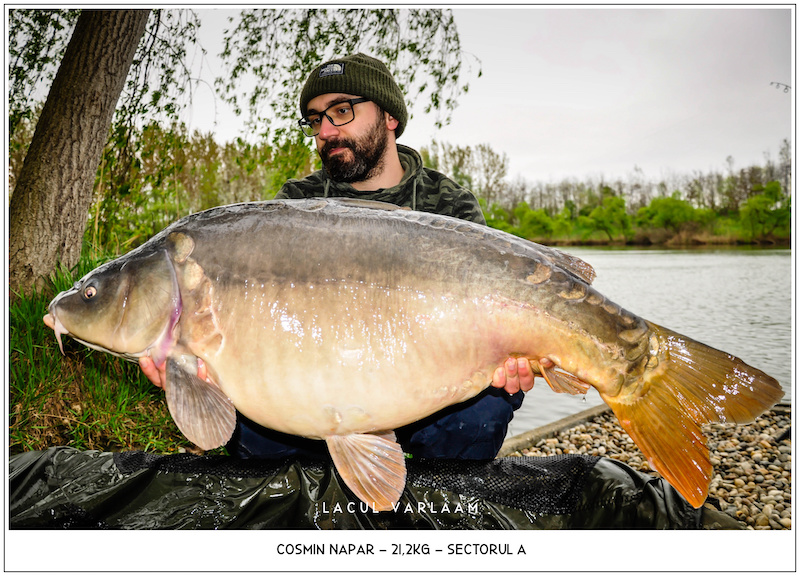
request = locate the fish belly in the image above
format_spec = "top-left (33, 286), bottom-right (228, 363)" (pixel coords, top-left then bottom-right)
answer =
top-left (188, 280), bottom-right (530, 438)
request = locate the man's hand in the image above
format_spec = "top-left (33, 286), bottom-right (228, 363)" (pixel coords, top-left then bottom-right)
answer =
top-left (139, 357), bottom-right (166, 389)
top-left (492, 357), bottom-right (536, 394)
top-left (139, 356), bottom-right (207, 389)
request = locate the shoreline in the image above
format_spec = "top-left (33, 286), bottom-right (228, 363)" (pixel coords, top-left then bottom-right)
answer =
top-left (540, 238), bottom-right (792, 248)
top-left (500, 403), bottom-right (792, 530)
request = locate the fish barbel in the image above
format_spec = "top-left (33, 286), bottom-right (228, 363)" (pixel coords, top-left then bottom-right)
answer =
top-left (43, 198), bottom-right (783, 511)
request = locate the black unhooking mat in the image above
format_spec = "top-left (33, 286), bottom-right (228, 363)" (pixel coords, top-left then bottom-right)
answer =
top-left (8, 447), bottom-right (732, 529)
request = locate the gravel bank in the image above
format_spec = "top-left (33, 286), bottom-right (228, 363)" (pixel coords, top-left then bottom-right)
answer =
top-left (502, 404), bottom-right (792, 530)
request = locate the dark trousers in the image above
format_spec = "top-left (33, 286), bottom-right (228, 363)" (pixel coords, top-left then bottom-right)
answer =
top-left (226, 387), bottom-right (524, 460)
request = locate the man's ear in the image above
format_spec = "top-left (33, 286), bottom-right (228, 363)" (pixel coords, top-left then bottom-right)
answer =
top-left (385, 113), bottom-right (399, 132)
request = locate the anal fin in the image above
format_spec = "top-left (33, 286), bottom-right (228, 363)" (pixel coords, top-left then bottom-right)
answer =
top-left (534, 360), bottom-right (591, 395)
top-left (326, 431), bottom-right (407, 512)
top-left (165, 354), bottom-right (236, 450)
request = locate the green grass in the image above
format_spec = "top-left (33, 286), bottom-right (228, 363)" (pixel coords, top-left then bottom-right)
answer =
top-left (9, 256), bottom-right (215, 456)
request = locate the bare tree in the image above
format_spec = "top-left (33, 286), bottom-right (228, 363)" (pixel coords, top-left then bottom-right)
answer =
top-left (471, 143), bottom-right (508, 207)
top-left (779, 138), bottom-right (792, 197)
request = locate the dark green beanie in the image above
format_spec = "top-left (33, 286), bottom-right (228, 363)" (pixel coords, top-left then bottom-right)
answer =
top-left (299, 53), bottom-right (408, 138)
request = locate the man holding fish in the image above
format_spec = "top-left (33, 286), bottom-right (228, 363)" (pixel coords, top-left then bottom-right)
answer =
top-left (139, 53), bottom-right (536, 461)
top-left (47, 51), bottom-right (780, 516)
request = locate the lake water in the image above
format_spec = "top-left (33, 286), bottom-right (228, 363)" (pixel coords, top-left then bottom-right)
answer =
top-left (506, 246), bottom-right (793, 437)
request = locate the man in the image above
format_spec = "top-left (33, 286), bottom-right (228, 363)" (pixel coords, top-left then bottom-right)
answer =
top-left (140, 53), bottom-right (535, 460)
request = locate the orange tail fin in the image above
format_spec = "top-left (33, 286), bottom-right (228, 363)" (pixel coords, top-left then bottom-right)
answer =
top-left (601, 321), bottom-right (784, 508)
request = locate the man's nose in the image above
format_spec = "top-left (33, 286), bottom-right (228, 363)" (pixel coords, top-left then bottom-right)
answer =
top-left (317, 114), bottom-right (340, 139)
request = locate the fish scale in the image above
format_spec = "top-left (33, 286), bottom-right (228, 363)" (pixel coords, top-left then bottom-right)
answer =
top-left (43, 198), bottom-right (783, 511)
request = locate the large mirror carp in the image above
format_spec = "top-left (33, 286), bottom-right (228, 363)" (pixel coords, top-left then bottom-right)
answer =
top-left (44, 198), bottom-right (783, 511)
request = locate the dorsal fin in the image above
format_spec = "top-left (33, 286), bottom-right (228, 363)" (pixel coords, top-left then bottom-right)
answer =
top-left (526, 244), bottom-right (595, 285)
top-left (550, 248), bottom-right (596, 284)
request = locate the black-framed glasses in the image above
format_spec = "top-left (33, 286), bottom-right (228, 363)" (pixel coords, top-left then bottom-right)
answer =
top-left (298, 98), bottom-right (370, 137)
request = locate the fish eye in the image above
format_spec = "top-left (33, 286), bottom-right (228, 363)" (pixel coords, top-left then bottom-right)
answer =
top-left (83, 285), bottom-right (97, 300)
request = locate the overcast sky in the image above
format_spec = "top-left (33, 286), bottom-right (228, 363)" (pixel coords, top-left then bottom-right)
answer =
top-left (188, 7), bottom-right (793, 184)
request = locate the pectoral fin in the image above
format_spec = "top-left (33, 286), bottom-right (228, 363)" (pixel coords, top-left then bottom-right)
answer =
top-left (326, 431), bottom-right (407, 512)
top-left (165, 355), bottom-right (236, 450)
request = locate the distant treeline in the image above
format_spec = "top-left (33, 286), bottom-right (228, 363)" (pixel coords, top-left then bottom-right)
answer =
top-left (9, 117), bottom-right (791, 255)
top-left (422, 140), bottom-right (792, 246)
top-left (483, 182), bottom-right (790, 246)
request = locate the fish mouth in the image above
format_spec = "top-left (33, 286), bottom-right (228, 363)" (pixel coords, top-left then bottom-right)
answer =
top-left (43, 310), bottom-right (144, 362)
top-left (43, 312), bottom-right (69, 355)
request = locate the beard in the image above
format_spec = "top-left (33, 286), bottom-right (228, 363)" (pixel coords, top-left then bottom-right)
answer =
top-left (319, 114), bottom-right (389, 184)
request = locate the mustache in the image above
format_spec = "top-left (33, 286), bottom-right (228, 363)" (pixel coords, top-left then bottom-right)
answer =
top-left (321, 139), bottom-right (354, 158)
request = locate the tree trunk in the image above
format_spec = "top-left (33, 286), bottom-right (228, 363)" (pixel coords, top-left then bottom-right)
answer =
top-left (9, 9), bottom-right (150, 296)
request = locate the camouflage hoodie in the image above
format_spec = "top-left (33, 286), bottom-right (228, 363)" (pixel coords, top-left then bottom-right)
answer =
top-left (275, 144), bottom-right (486, 225)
